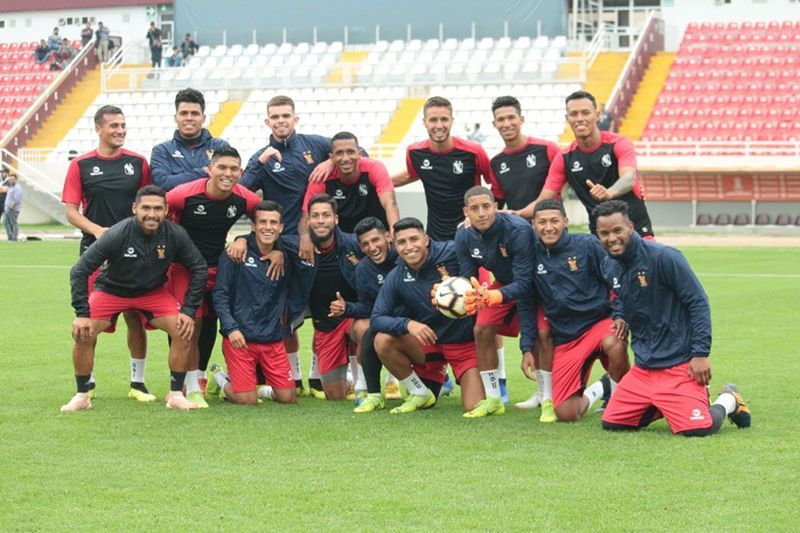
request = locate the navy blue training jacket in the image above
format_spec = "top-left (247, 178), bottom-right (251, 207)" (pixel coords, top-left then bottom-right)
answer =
top-left (150, 129), bottom-right (229, 191)
top-left (345, 248), bottom-right (399, 319)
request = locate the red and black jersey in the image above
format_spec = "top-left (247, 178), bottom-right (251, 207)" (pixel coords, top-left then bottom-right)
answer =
top-left (309, 241), bottom-right (358, 332)
top-left (166, 179), bottom-right (259, 266)
top-left (405, 136), bottom-right (499, 241)
top-left (61, 149), bottom-right (151, 254)
top-left (490, 137), bottom-right (560, 211)
top-left (544, 131), bottom-right (654, 237)
top-left (303, 158), bottom-right (393, 233)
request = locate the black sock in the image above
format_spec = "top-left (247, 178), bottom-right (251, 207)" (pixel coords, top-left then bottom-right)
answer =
top-left (295, 379), bottom-right (303, 388)
top-left (87, 381), bottom-right (96, 391)
top-left (198, 315), bottom-right (218, 371)
top-left (75, 374), bottom-right (91, 393)
top-left (421, 378), bottom-right (442, 399)
top-left (170, 371), bottom-right (187, 392)
top-left (360, 327), bottom-right (383, 394)
top-left (308, 378), bottom-right (322, 391)
top-left (130, 381), bottom-right (149, 393)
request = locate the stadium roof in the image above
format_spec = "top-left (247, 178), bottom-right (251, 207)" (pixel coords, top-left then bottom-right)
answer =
top-left (0, 0), bottom-right (171, 12)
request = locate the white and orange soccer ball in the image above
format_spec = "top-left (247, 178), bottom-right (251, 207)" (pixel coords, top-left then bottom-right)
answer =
top-left (434, 276), bottom-right (473, 319)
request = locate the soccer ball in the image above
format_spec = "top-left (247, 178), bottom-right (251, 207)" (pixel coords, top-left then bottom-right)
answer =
top-left (434, 276), bottom-right (472, 319)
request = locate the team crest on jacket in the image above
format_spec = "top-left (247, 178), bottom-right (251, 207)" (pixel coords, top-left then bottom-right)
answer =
top-left (436, 264), bottom-right (450, 278)
top-left (526, 154), bottom-right (536, 168)
top-left (206, 150), bottom-right (214, 161)
top-left (358, 183), bottom-right (368, 196)
top-left (637, 271), bottom-right (649, 287)
top-left (346, 251), bottom-right (360, 265)
top-left (452, 160), bottom-right (464, 175)
top-left (567, 256), bottom-right (578, 271)
top-left (156, 244), bottom-right (166, 259)
top-left (123, 163), bottom-right (134, 175)
top-left (303, 151), bottom-right (315, 164)
top-left (498, 243), bottom-right (508, 257)
top-left (226, 205), bottom-right (238, 218)
top-left (601, 154), bottom-right (612, 167)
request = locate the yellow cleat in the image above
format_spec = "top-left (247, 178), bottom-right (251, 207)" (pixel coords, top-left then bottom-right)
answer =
top-left (390, 391), bottom-right (436, 414)
top-left (128, 388), bottom-right (157, 402)
top-left (186, 390), bottom-right (209, 409)
top-left (539, 399), bottom-right (556, 423)
top-left (384, 382), bottom-right (403, 400)
top-left (463, 397), bottom-right (505, 418)
top-left (353, 395), bottom-right (384, 413)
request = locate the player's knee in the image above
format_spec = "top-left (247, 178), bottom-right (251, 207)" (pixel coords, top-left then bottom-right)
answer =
top-left (602, 420), bottom-right (639, 431)
top-left (373, 332), bottom-right (394, 354)
top-left (680, 426), bottom-right (718, 437)
top-left (473, 324), bottom-right (496, 344)
top-left (537, 327), bottom-right (553, 343)
top-left (554, 403), bottom-right (581, 422)
top-left (602, 334), bottom-right (623, 353)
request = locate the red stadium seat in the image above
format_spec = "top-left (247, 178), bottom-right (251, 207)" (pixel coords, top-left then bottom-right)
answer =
top-left (755, 214), bottom-right (771, 225)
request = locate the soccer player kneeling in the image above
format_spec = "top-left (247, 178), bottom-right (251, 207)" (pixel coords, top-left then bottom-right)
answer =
top-left (62, 185), bottom-right (208, 412)
top-left (208, 201), bottom-right (296, 405)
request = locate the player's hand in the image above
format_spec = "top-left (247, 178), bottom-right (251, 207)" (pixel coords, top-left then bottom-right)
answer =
top-left (299, 233), bottom-right (316, 265)
top-left (71, 317), bottom-right (94, 343)
top-left (586, 179), bottom-right (614, 201)
top-left (408, 320), bottom-right (438, 345)
top-left (688, 356), bottom-right (712, 386)
top-left (226, 237), bottom-right (248, 263)
top-left (258, 146), bottom-right (282, 165)
top-left (228, 329), bottom-right (247, 349)
top-left (612, 318), bottom-right (628, 340)
top-left (176, 313), bottom-right (195, 340)
top-left (262, 249), bottom-right (285, 280)
top-left (92, 226), bottom-right (109, 240)
top-left (463, 276), bottom-right (486, 315)
top-left (308, 158), bottom-right (334, 183)
top-left (520, 351), bottom-right (536, 381)
top-left (328, 291), bottom-right (346, 317)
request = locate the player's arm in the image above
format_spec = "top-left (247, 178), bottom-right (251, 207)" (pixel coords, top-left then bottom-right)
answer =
top-left (368, 160), bottom-right (400, 230)
top-left (150, 145), bottom-right (205, 191)
top-left (517, 155), bottom-right (566, 219)
top-left (238, 150), bottom-right (268, 192)
top-left (391, 169), bottom-right (417, 187)
top-left (68, 225), bottom-right (121, 317)
top-left (663, 249), bottom-right (712, 358)
top-left (174, 226), bottom-right (209, 317)
top-left (477, 146), bottom-right (505, 206)
top-left (498, 226), bottom-right (535, 302)
top-left (345, 267), bottom-right (376, 319)
top-left (64, 202), bottom-right (107, 240)
top-left (454, 230), bottom-right (479, 281)
top-left (211, 251), bottom-right (241, 337)
top-left (370, 275), bottom-right (411, 335)
top-left (605, 137), bottom-right (637, 198)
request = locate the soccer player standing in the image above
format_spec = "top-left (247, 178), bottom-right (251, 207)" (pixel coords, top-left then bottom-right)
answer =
top-left (62, 185), bottom-right (208, 412)
top-left (594, 200), bottom-right (751, 435)
top-left (61, 105), bottom-right (153, 402)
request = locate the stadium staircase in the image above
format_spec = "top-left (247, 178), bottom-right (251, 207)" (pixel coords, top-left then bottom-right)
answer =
top-left (324, 51), bottom-right (369, 85)
top-left (617, 51), bottom-right (674, 141)
top-left (559, 51), bottom-right (628, 143)
top-left (208, 98), bottom-right (245, 138)
top-left (374, 97), bottom-right (425, 158)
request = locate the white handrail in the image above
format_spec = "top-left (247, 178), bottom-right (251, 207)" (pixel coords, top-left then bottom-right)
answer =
top-left (607, 11), bottom-right (660, 109)
top-left (1, 148), bottom-right (64, 195)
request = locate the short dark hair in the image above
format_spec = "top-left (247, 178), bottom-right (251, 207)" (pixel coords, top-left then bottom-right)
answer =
top-left (565, 90), bottom-right (597, 109)
top-left (354, 216), bottom-right (387, 237)
top-left (210, 146), bottom-right (241, 163)
top-left (591, 200), bottom-right (629, 220)
top-left (331, 131), bottom-right (359, 146)
top-left (308, 193), bottom-right (338, 214)
top-left (423, 96), bottom-right (452, 116)
top-left (533, 199), bottom-right (567, 217)
top-left (464, 185), bottom-right (494, 205)
top-left (94, 105), bottom-right (123, 126)
top-left (175, 87), bottom-right (205, 112)
top-left (134, 185), bottom-right (166, 203)
top-left (267, 95), bottom-right (295, 112)
top-left (393, 217), bottom-right (425, 234)
top-left (492, 95), bottom-right (522, 116)
top-left (254, 200), bottom-right (282, 218)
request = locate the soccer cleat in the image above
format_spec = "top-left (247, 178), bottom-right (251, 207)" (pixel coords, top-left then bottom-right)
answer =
top-left (390, 391), bottom-right (436, 414)
top-left (308, 386), bottom-right (326, 400)
top-left (499, 378), bottom-right (509, 404)
top-left (354, 390), bottom-right (368, 407)
top-left (295, 385), bottom-right (307, 397)
top-left (345, 385), bottom-right (356, 401)
top-left (595, 373), bottom-right (611, 413)
top-left (353, 395), bottom-right (385, 413)
top-left (384, 382), bottom-right (403, 400)
top-left (722, 383), bottom-right (751, 428)
top-left (128, 388), bottom-right (157, 402)
top-left (205, 365), bottom-right (223, 400)
top-left (539, 399), bottom-right (557, 423)
top-left (439, 375), bottom-right (454, 397)
top-left (186, 390), bottom-right (209, 409)
top-left (463, 397), bottom-right (506, 418)
top-left (60, 394), bottom-right (92, 413)
top-left (514, 391), bottom-right (542, 410)
top-left (166, 392), bottom-right (198, 410)
top-left (87, 387), bottom-right (96, 400)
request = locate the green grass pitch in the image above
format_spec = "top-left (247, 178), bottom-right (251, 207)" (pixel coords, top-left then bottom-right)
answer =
top-left (1, 240), bottom-right (798, 530)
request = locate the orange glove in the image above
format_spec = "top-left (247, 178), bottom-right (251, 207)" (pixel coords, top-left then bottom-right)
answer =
top-left (464, 277), bottom-right (503, 315)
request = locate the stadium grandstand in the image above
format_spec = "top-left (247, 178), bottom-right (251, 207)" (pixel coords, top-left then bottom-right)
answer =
top-left (1, 0), bottom-right (798, 232)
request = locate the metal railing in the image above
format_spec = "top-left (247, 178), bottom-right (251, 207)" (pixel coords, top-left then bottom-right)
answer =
top-left (1, 148), bottom-right (68, 224)
top-left (634, 141), bottom-right (800, 158)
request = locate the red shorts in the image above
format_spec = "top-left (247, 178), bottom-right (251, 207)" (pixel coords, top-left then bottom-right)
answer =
top-left (537, 305), bottom-right (549, 331)
top-left (423, 342), bottom-right (478, 380)
top-left (222, 338), bottom-right (293, 393)
top-left (313, 318), bottom-right (353, 375)
top-left (165, 263), bottom-right (217, 318)
top-left (89, 287), bottom-right (181, 328)
top-left (552, 318), bottom-right (614, 407)
top-left (476, 270), bottom-right (519, 337)
top-left (602, 362), bottom-right (712, 433)
top-left (86, 268), bottom-right (145, 333)
top-left (414, 358), bottom-right (448, 384)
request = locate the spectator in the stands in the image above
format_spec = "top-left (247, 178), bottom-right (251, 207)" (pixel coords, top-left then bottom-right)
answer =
top-left (80, 22), bottom-right (94, 47)
top-left (33, 40), bottom-right (51, 64)
top-left (2, 174), bottom-right (23, 242)
top-left (166, 47), bottom-right (183, 67)
top-left (146, 22), bottom-right (163, 68)
top-left (180, 33), bottom-right (199, 60)
top-left (53, 38), bottom-right (77, 70)
top-left (96, 22), bottom-right (111, 63)
top-left (47, 27), bottom-right (61, 51)
top-left (597, 103), bottom-right (615, 132)
top-left (467, 123), bottom-right (486, 144)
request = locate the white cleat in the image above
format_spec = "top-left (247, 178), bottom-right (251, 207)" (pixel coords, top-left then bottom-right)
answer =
top-left (60, 393), bottom-right (92, 413)
top-left (514, 392), bottom-right (543, 410)
top-left (166, 392), bottom-right (199, 410)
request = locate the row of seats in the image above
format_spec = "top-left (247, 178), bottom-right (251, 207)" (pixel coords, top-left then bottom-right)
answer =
top-left (0, 72), bottom-right (57, 85)
top-left (697, 213), bottom-right (800, 226)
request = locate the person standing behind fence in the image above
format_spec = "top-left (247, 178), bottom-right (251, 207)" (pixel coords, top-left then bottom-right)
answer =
top-left (146, 22), bottom-right (162, 68)
top-left (96, 22), bottom-right (111, 63)
top-left (2, 174), bottom-right (23, 242)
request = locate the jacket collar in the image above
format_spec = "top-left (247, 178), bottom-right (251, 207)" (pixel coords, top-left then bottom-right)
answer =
top-left (269, 131), bottom-right (297, 149)
top-left (173, 128), bottom-right (212, 147)
top-left (618, 231), bottom-right (643, 265)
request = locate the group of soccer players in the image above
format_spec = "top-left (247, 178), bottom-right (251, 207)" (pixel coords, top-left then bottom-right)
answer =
top-left (59, 86), bottom-right (751, 436)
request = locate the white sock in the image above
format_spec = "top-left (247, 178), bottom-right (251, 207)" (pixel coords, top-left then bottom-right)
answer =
top-left (348, 355), bottom-right (359, 386)
top-left (535, 369), bottom-right (544, 400)
top-left (88, 372), bottom-right (95, 385)
top-left (257, 385), bottom-right (274, 400)
top-left (713, 392), bottom-right (737, 415)
top-left (309, 352), bottom-right (320, 379)
top-left (609, 376), bottom-right (618, 394)
top-left (185, 370), bottom-right (201, 394)
top-left (213, 369), bottom-right (229, 389)
top-left (540, 370), bottom-right (553, 401)
top-left (583, 379), bottom-right (605, 408)
top-left (385, 373), bottom-right (398, 385)
top-left (130, 357), bottom-right (146, 383)
top-left (496, 347), bottom-right (506, 379)
top-left (287, 351), bottom-right (302, 381)
top-left (400, 372), bottom-right (430, 397)
top-left (480, 369), bottom-right (501, 399)
top-left (355, 364), bottom-right (367, 391)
